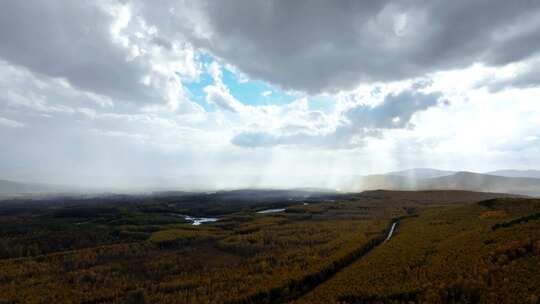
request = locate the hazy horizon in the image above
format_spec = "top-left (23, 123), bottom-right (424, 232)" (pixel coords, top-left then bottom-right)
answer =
top-left (3, 168), bottom-right (540, 195)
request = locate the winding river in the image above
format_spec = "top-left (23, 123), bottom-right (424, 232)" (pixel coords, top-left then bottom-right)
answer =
top-left (256, 208), bottom-right (286, 214)
top-left (385, 221), bottom-right (398, 241)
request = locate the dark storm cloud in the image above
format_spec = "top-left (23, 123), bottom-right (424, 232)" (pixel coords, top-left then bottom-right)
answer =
top-left (4, 1), bottom-right (539, 102)
top-left (142, 0), bottom-right (540, 93)
top-left (0, 1), bottom-right (163, 104)
top-left (231, 89), bottom-right (443, 149)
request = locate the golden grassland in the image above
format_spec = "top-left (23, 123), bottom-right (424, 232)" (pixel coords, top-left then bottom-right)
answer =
top-left (294, 198), bottom-right (540, 304)
top-left (0, 199), bottom-right (389, 304)
top-left (0, 191), bottom-right (538, 304)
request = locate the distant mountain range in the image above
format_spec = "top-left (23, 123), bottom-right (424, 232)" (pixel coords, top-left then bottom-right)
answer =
top-left (2, 168), bottom-right (540, 197)
top-left (485, 170), bottom-right (540, 179)
top-left (386, 168), bottom-right (455, 179)
top-left (385, 168), bottom-right (540, 179)
top-left (360, 169), bottom-right (540, 196)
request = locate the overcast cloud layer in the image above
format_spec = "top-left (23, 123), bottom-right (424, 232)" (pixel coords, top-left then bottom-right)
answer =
top-left (1, 1), bottom-right (540, 190)
top-left (144, 0), bottom-right (540, 92)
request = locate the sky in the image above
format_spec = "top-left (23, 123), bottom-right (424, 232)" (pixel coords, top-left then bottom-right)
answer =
top-left (1, 0), bottom-right (540, 190)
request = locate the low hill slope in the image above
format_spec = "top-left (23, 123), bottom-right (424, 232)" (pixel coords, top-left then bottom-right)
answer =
top-left (419, 171), bottom-right (540, 196)
top-left (487, 169), bottom-right (540, 179)
top-left (358, 171), bottom-right (540, 196)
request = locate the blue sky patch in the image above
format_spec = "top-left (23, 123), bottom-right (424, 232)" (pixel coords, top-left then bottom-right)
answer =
top-left (221, 67), bottom-right (297, 106)
top-left (308, 95), bottom-right (336, 112)
top-left (182, 53), bottom-right (298, 111)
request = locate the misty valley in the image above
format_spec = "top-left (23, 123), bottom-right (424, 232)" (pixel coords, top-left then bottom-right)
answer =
top-left (1, 189), bottom-right (539, 303)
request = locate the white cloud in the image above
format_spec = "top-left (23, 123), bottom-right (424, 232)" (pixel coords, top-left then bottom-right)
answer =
top-left (1, 0), bottom-right (540, 189)
top-left (0, 117), bottom-right (24, 128)
top-left (232, 85), bottom-right (444, 149)
top-left (203, 62), bottom-right (246, 113)
top-left (204, 84), bottom-right (245, 113)
top-left (0, 1), bottom-right (201, 111)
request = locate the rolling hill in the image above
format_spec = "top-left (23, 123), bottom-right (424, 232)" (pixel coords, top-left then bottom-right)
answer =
top-left (419, 171), bottom-right (540, 196)
top-left (359, 170), bottom-right (540, 196)
top-left (486, 169), bottom-right (540, 179)
top-left (386, 168), bottom-right (455, 178)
